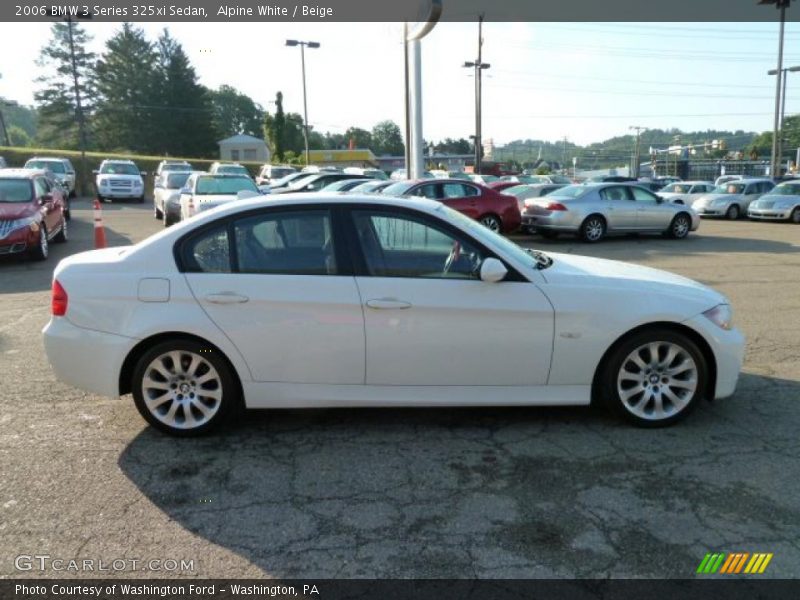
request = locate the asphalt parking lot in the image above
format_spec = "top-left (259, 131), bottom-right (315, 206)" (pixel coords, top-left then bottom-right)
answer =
top-left (1, 197), bottom-right (799, 578)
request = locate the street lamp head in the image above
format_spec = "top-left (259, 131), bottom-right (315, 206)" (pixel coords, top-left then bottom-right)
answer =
top-left (480, 63), bottom-right (491, 69)
top-left (789, 65), bottom-right (800, 72)
top-left (768, 68), bottom-right (779, 74)
top-left (285, 40), bottom-right (299, 46)
top-left (463, 61), bottom-right (475, 68)
top-left (307, 42), bottom-right (321, 49)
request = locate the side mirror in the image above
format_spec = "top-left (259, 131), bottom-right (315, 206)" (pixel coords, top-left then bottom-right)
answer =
top-left (39, 193), bottom-right (53, 205)
top-left (479, 257), bottom-right (508, 283)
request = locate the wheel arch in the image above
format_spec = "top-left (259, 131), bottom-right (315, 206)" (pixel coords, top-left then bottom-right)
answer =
top-left (590, 321), bottom-right (717, 403)
top-left (119, 331), bottom-right (244, 399)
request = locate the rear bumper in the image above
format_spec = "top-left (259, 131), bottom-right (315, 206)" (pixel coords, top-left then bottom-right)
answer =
top-left (42, 317), bottom-right (136, 398)
top-left (521, 211), bottom-right (578, 232)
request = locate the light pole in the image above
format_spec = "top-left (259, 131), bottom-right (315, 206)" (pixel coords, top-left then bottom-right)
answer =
top-left (760, 0), bottom-right (793, 177)
top-left (0, 74), bottom-right (11, 146)
top-left (463, 14), bottom-right (490, 174)
top-left (285, 39), bottom-right (320, 166)
top-left (768, 65), bottom-right (800, 173)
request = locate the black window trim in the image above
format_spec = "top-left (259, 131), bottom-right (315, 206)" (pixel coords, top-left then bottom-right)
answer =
top-left (339, 203), bottom-right (526, 282)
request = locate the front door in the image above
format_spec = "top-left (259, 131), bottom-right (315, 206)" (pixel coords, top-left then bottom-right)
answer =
top-left (348, 207), bottom-right (554, 386)
top-left (628, 185), bottom-right (673, 230)
top-left (182, 208), bottom-right (365, 384)
top-left (599, 186), bottom-right (638, 230)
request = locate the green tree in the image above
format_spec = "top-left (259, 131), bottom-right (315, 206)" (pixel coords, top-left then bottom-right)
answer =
top-left (209, 85), bottom-right (264, 139)
top-left (371, 120), bottom-right (404, 155)
top-left (8, 125), bottom-right (32, 147)
top-left (344, 126), bottom-right (372, 149)
top-left (154, 28), bottom-right (216, 157)
top-left (93, 23), bottom-right (160, 152)
top-left (263, 91), bottom-right (287, 161)
top-left (33, 21), bottom-right (95, 149)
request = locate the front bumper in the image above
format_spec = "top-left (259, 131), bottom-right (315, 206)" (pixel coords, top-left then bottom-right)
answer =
top-left (748, 208), bottom-right (792, 220)
top-left (43, 317), bottom-right (137, 398)
top-left (693, 205), bottom-right (727, 217)
top-left (684, 314), bottom-right (746, 400)
top-left (0, 226), bottom-right (37, 255)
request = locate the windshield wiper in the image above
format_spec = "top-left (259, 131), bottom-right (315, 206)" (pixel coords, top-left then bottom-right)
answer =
top-left (525, 248), bottom-right (553, 269)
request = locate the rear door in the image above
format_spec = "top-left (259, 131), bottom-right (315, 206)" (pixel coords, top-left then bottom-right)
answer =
top-left (182, 207), bottom-right (365, 384)
top-left (441, 182), bottom-right (480, 219)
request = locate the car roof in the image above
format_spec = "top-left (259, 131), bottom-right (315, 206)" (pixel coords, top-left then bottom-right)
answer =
top-left (26, 156), bottom-right (66, 162)
top-left (101, 159), bottom-right (135, 164)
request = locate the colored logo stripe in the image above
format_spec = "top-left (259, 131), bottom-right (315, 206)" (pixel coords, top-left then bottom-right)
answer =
top-left (697, 552), bottom-right (773, 574)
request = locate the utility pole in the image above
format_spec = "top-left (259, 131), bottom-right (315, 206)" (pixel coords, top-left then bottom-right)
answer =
top-left (0, 74), bottom-right (10, 146)
top-left (66, 15), bottom-right (90, 195)
top-left (630, 126), bottom-right (647, 178)
top-left (761, 0), bottom-right (793, 177)
top-left (562, 136), bottom-right (568, 172)
top-left (464, 14), bottom-right (490, 174)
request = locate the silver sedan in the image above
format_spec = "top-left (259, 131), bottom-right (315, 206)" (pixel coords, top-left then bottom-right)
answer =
top-left (691, 179), bottom-right (774, 220)
top-left (748, 180), bottom-right (800, 223)
top-left (521, 183), bottom-right (700, 242)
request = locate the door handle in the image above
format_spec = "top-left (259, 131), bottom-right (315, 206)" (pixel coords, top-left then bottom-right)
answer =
top-left (205, 292), bottom-right (249, 304)
top-left (366, 298), bottom-right (412, 310)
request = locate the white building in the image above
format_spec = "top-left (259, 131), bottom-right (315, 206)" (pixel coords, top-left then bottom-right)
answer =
top-left (218, 134), bottom-right (270, 163)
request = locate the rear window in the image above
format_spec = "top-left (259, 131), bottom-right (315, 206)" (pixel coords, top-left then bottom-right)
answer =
top-left (166, 172), bottom-right (191, 189)
top-left (0, 179), bottom-right (33, 203)
top-left (549, 185), bottom-right (589, 199)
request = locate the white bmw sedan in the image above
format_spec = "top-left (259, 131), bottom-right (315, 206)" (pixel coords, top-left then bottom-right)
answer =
top-left (43, 195), bottom-right (745, 435)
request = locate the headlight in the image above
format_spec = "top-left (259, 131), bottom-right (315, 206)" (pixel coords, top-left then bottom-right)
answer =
top-left (99, 179), bottom-right (109, 187)
top-left (0, 216), bottom-right (38, 239)
top-left (133, 180), bottom-right (143, 188)
top-left (703, 304), bottom-right (733, 331)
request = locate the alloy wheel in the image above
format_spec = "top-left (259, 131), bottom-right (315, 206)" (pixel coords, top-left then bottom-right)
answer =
top-left (583, 217), bottom-right (605, 242)
top-left (140, 350), bottom-right (223, 430)
top-left (39, 226), bottom-right (48, 258)
top-left (672, 215), bottom-right (690, 238)
top-left (616, 341), bottom-right (698, 421)
top-left (480, 215), bottom-right (501, 232)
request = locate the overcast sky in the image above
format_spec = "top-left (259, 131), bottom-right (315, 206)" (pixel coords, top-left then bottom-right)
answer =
top-left (2, 21), bottom-right (800, 146)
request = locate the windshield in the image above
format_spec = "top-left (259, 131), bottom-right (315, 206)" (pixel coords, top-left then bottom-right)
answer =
top-left (713, 183), bottom-right (746, 194)
top-left (271, 168), bottom-right (295, 179)
top-left (768, 183), bottom-right (800, 196)
top-left (0, 179), bottom-right (33, 203)
top-left (549, 175), bottom-right (572, 184)
top-left (166, 172), bottom-right (191, 189)
top-left (195, 176), bottom-right (257, 195)
top-left (216, 165), bottom-right (249, 176)
top-left (503, 185), bottom-right (533, 197)
top-left (26, 160), bottom-right (65, 173)
top-left (439, 204), bottom-right (548, 270)
top-left (100, 162), bottom-right (140, 175)
top-left (662, 183), bottom-right (692, 193)
top-left (549, 185), bottom-right (590, 199)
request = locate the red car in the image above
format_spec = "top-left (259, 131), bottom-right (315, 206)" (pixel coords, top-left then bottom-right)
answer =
top-left (382, 179), bottom-right (521, 233)
top-left (0, 169), bottom-right (68, 260)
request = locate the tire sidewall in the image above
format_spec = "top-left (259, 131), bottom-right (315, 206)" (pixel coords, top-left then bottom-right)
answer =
top-left (601, 328), bottom-right (708, 427)
top-left (726, 205), bottom-right (739, 220)
top-left (669, 214), bottom-right (690, 239)
top-left (131, 340), bottom-right (239, 436)
top-left (581, 215), bottom-right (605, 242)
top-left (791, 207), bottom-right (800, 224)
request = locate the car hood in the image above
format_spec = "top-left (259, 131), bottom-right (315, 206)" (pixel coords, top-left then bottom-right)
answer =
top-left (693, 193), bottom-right (740, 204)
top-left (0, 203), bottom-right (38, 220)
top-left (541, 252), bottom-right (726, 306)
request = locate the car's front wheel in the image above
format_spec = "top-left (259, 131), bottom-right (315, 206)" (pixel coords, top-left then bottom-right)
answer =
top-left (53, 217), bottom-right (68, 243)
top-left (726, 205), bottom-right (740, 220)
top-left (131, 340), bottom-right (240, 436)
top-left (668, 213), bottom-right (691, 239)
top-left (601, 329), bottom-right (707, 427)
top-left (791, 207), bottom-right (800, 224)
top-left (30, 225), bottom-right (48, 261)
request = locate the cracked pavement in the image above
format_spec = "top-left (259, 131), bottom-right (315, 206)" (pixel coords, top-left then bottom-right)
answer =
top-left (1, 199), bottom-right (798, 578)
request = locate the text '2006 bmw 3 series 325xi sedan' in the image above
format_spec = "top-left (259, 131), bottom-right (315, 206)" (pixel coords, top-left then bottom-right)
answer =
top-left (42, 194), bottom-right (745, 436)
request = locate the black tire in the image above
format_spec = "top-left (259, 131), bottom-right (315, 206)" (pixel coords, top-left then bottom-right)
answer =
top-left (600, 328), bottom-right (708, 428)
top-left (131, 339), bottom-right (240, 436)
top-left (53, 217), bottom-right (68, 243)
top-left (30, 224), bottom-right (48, 261)
top-left (580, 214), bottom-right (606, 243)
top-left (163, 212), bottom-right (175, 228)
top-left (479, 214), bottom-right (502, 233)
top-left (791, 207), bottom-right (800, 224)
top-left (725, 204), bottom-right (740, 220)
top-left (137, 195), bottom-right (145, 204)
top-left (667, 213), bottom-right (691, 239)
top-left (154, 203), bottom-right (163, 220)
top-left (69, 189), bottom-right (76, 199)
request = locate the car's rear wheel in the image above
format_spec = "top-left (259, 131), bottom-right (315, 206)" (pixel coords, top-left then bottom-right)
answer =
top-left (479, 214), bottom-right (502, 232)
top-left (580, 215), bottom-right (606, 242)
top-left (601, 329), bottom-right (707, 427)
top-left (791, 207), bottom-right (800, 224)
top-left (726, 205), bottom-right (740, 220)
top-left (132, 340), bottom-right (239, 436)
top-left (30, 225), bottom-right (48, 261)
top-left (668, 213), bottom-right (691, 239)
top-left (53, 217), bottom-right (68, 243)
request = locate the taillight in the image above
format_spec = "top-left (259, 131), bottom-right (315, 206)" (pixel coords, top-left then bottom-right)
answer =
top-left (51, 280), bottom-right (68, 316)
top-left (545, 202), bottom-right (568, 211)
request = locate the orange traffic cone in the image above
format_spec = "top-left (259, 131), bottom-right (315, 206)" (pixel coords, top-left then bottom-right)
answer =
top-left (93, 198), bottom-right (107, 249)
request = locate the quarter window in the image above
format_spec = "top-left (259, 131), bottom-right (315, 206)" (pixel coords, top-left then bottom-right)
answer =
top-left (352, 210), bottom-right (484, 280)
top-left (183, 224), bottom-right (231, 273)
